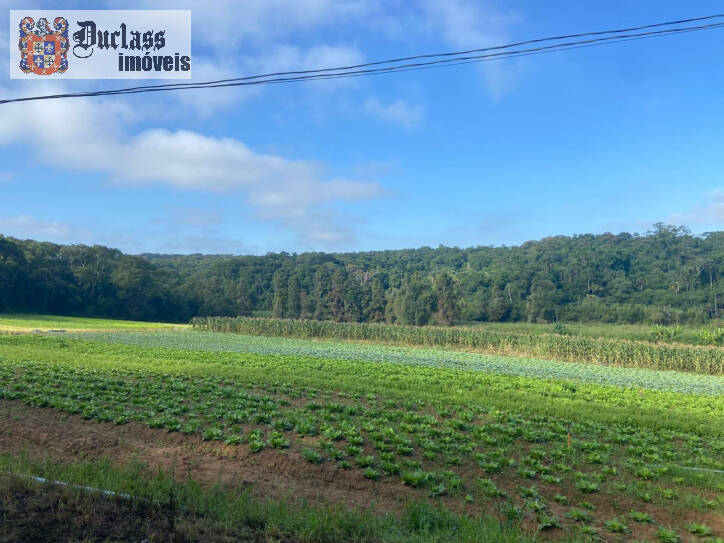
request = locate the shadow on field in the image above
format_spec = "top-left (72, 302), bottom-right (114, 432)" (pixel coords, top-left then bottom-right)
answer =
top-left (0, 474), bottom-right (283, 543)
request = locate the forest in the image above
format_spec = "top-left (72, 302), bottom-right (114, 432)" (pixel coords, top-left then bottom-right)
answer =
top-left (0, 223), bottom-right (721, 325)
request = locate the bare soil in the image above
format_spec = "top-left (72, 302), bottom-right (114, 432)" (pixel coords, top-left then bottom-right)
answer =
top-left (0, 400), bottom-right (421, 514)
top-left (1, 400), bottom-right (721, 542)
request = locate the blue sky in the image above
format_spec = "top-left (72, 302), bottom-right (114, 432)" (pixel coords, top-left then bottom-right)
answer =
top-left (1, 0), bottom-right (723, 254)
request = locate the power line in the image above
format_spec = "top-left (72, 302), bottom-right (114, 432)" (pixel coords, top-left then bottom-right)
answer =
top-left (31, 13), bottom-right (724, 96)
top-left (5, 20), bottom-right (722, 103)
top-left (2, 14), bottom-right (723, 105)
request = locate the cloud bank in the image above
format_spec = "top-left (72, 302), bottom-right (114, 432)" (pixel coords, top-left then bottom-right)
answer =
top-left (0, 86), bottom-right (382, 247)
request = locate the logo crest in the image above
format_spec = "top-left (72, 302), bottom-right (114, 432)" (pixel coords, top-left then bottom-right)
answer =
top-left (18, 16), bottom-right (69, 75)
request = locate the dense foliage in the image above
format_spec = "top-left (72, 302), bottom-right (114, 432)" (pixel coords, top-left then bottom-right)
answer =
top-left (191, 317), bottom-right (724, 374)
top-left (1, 223), bottom-right (722, 325)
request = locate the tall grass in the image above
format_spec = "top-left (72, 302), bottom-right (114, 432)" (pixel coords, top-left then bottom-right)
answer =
top-left (191, 317), bottom-right (724, 375)
top-left (0, 453), bottom-right (552, 543)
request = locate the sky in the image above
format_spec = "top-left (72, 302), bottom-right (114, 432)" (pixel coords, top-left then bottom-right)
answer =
top-left (1, 0), bottom-right (723, 255)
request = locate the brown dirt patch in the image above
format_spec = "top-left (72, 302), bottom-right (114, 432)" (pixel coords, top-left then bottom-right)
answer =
top-left (1, 400), bottom-right (721, 542)
top-left (0, 400), bottom-right (423, 514)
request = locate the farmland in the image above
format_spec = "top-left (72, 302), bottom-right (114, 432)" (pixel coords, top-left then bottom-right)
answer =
top-left (70, 331), bottom-right (724, 395)
top-left (1, 324), bottom-right (723, 542)
top-left (463, 321), bottom-right (724, 347)
top-left (0, 313), bottom-right (188, 332)
top-left (192, 316), bottom-right (724, 374)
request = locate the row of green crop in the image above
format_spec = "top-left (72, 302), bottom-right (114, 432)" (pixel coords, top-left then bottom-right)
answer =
top-left (190, 317), bottom-right (724, 375)
top-left (2, 334), bottom-right (721, 435)
top-left (70, 331), bottom-right (724, 395)
top-left (2, 335), bottom-right (722, 540)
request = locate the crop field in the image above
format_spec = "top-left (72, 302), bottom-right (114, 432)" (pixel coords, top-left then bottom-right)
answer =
top-left (0, 313), bottom-right (187, 332)
top-left (0, 326), bottom-right (722, 542)
top-left (192, 317), bottom-right (724, 374)
top-left (70, 331), bottom-right (724, 395)
top-left (464, 321), bottom-right (724, 347)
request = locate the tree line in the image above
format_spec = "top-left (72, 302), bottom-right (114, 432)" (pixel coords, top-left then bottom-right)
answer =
top-left (0, 223), bottom-right (721, 325)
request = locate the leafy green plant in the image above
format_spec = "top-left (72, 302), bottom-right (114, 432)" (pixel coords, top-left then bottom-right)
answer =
top-left (355, 455), bottom-right (375, 468)
top-left (248, 439), bottom-right (266, 453)
top-left (302, 448), bottom-right (323, 463)
top-left (566, 508), bottom-right (592, 523)
top-left (429, 483), bottom-right (447, 498)
top-left (694, 327), bottom-right (724, 346)
top-left (269, 432), bottom-right (290, 449)
top-left (541, 474), bottom-right (561, 485)
top-left (477, 478), bottom-right (504, 498)
top-left (603, 518), bottom-right (630, 534)
top-left (224, 434), bottom-right (243, 445)
top-left (629, 511), bottom-right (652, 523)
top-left (536, 513), bottom-right (560, 530)
top-left (201, 427), bottom-right (223, 441)
top-left (401, 470), bottom-right (428, 488)
top-left (686, 523), bottom-right (712, 537)
top-left (575, 479), bottom-right (599, 493)
top-left (656, 527), bottom-right (681, 543)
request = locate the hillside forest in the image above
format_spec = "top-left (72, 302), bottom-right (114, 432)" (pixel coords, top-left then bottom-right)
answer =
top-left (0, 224), bottom-right (721, 326)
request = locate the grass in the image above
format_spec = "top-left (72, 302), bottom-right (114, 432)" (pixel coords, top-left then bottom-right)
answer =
top-left (0, 313), bottom-right (188, 332)
top-left (0, 454), bottom-right (557, 543)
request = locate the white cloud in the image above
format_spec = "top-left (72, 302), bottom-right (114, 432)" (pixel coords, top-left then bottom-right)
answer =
top-left (172, 59), bottom-right (263, 116)
top-left (420, 0), bottom-right (524, 99)
top-left (252, 44), bottom-right (364, 72)
top-left (1, 2), bottom-right (368, 116)
top-left (169, 43), bottom-right (365, 116)
top-left (248, 44), bottom-right (366, 94)
top-left (127, 0), bottom-right (373, 48)
top-left (0, 215), bottom-right (75, 239)
top-left (123, 43), bottom-right (366, 119)
top-left (0, 86), bottom-right (382, 248)
top-left (667, 189), bottom-right (724, 226)
top-left (363, 97), bottom-right (425, 129)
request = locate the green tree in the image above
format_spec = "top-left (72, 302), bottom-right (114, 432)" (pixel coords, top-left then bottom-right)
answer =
top-left (272, 270), bottom-right (288, 318)
top-left (434, 270), bottom-right (460, 325)
top-left (286, 274), bottom-right (302, 318)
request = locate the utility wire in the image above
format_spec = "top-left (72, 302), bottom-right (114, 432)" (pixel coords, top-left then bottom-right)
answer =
top-left (2, 14), bottom-right (723, 105)
top-left (4, 22), bottom-right (722, 105)
top-left (5, 20), bottom-right (722, 102)
top-left (28, 12), bottom-right (724, 95)
top-left (111, 22), bottom-right (724, 92)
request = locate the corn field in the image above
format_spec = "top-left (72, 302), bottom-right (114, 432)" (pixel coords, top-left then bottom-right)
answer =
top-left (191, 316), bottom-right (724, 375)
